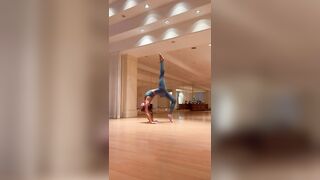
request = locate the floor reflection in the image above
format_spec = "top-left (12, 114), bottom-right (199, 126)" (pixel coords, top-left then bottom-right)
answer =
top-left (110, 111), bottom-right (211, 180)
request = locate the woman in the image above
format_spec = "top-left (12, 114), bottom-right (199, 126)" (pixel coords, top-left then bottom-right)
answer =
top-left (141, 54), bottom-right (176, 123)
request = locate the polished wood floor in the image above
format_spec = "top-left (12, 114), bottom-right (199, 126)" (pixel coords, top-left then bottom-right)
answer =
top-left (109, 111), bottom-right (211, 180)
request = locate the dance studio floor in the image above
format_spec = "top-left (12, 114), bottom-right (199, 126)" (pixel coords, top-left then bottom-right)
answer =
top-left (109, 111), bottom-right (211, 180)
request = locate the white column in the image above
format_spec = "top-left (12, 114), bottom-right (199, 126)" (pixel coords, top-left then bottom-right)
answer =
top-left (109, 51), bottom-right (121, 119)
top-left (121, 54), bottom-right (138, 118)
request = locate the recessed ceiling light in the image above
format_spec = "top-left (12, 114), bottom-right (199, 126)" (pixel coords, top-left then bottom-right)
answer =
top-left (164, 20), bottom-right (170, 24)
top-left (196, 10), bottom-right (201, 14)
top-left (209, 43), bottom-right (212, 46)
top-left (145, 4), bottom-right (150, 9)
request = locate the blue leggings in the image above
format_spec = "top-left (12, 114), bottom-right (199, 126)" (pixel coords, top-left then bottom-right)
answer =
top-left (153, 61), bottom-right (176, 113)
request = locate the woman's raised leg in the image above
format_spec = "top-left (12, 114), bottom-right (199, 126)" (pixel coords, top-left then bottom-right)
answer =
top-left (158, 55), bottom-right (166, 90)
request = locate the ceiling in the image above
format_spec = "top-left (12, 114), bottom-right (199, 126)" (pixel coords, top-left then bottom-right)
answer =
top-left (138, 43), bottom-right (211, 90)
top-left (109, 0), bottom-right (320, 91)
top-left (109, 0), bottom-right (212, 91)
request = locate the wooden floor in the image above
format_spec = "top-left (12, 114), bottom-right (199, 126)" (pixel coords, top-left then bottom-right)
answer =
top-left (109, 111), bottom-right (211, 180)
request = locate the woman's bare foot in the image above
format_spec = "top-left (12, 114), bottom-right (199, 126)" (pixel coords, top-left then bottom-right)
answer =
top-left (168, 114), bottom-right (173, 123)
top-left (159, 54), bottom-right (164, 62)
top-left (148, 121), bottom-right (157, 124)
